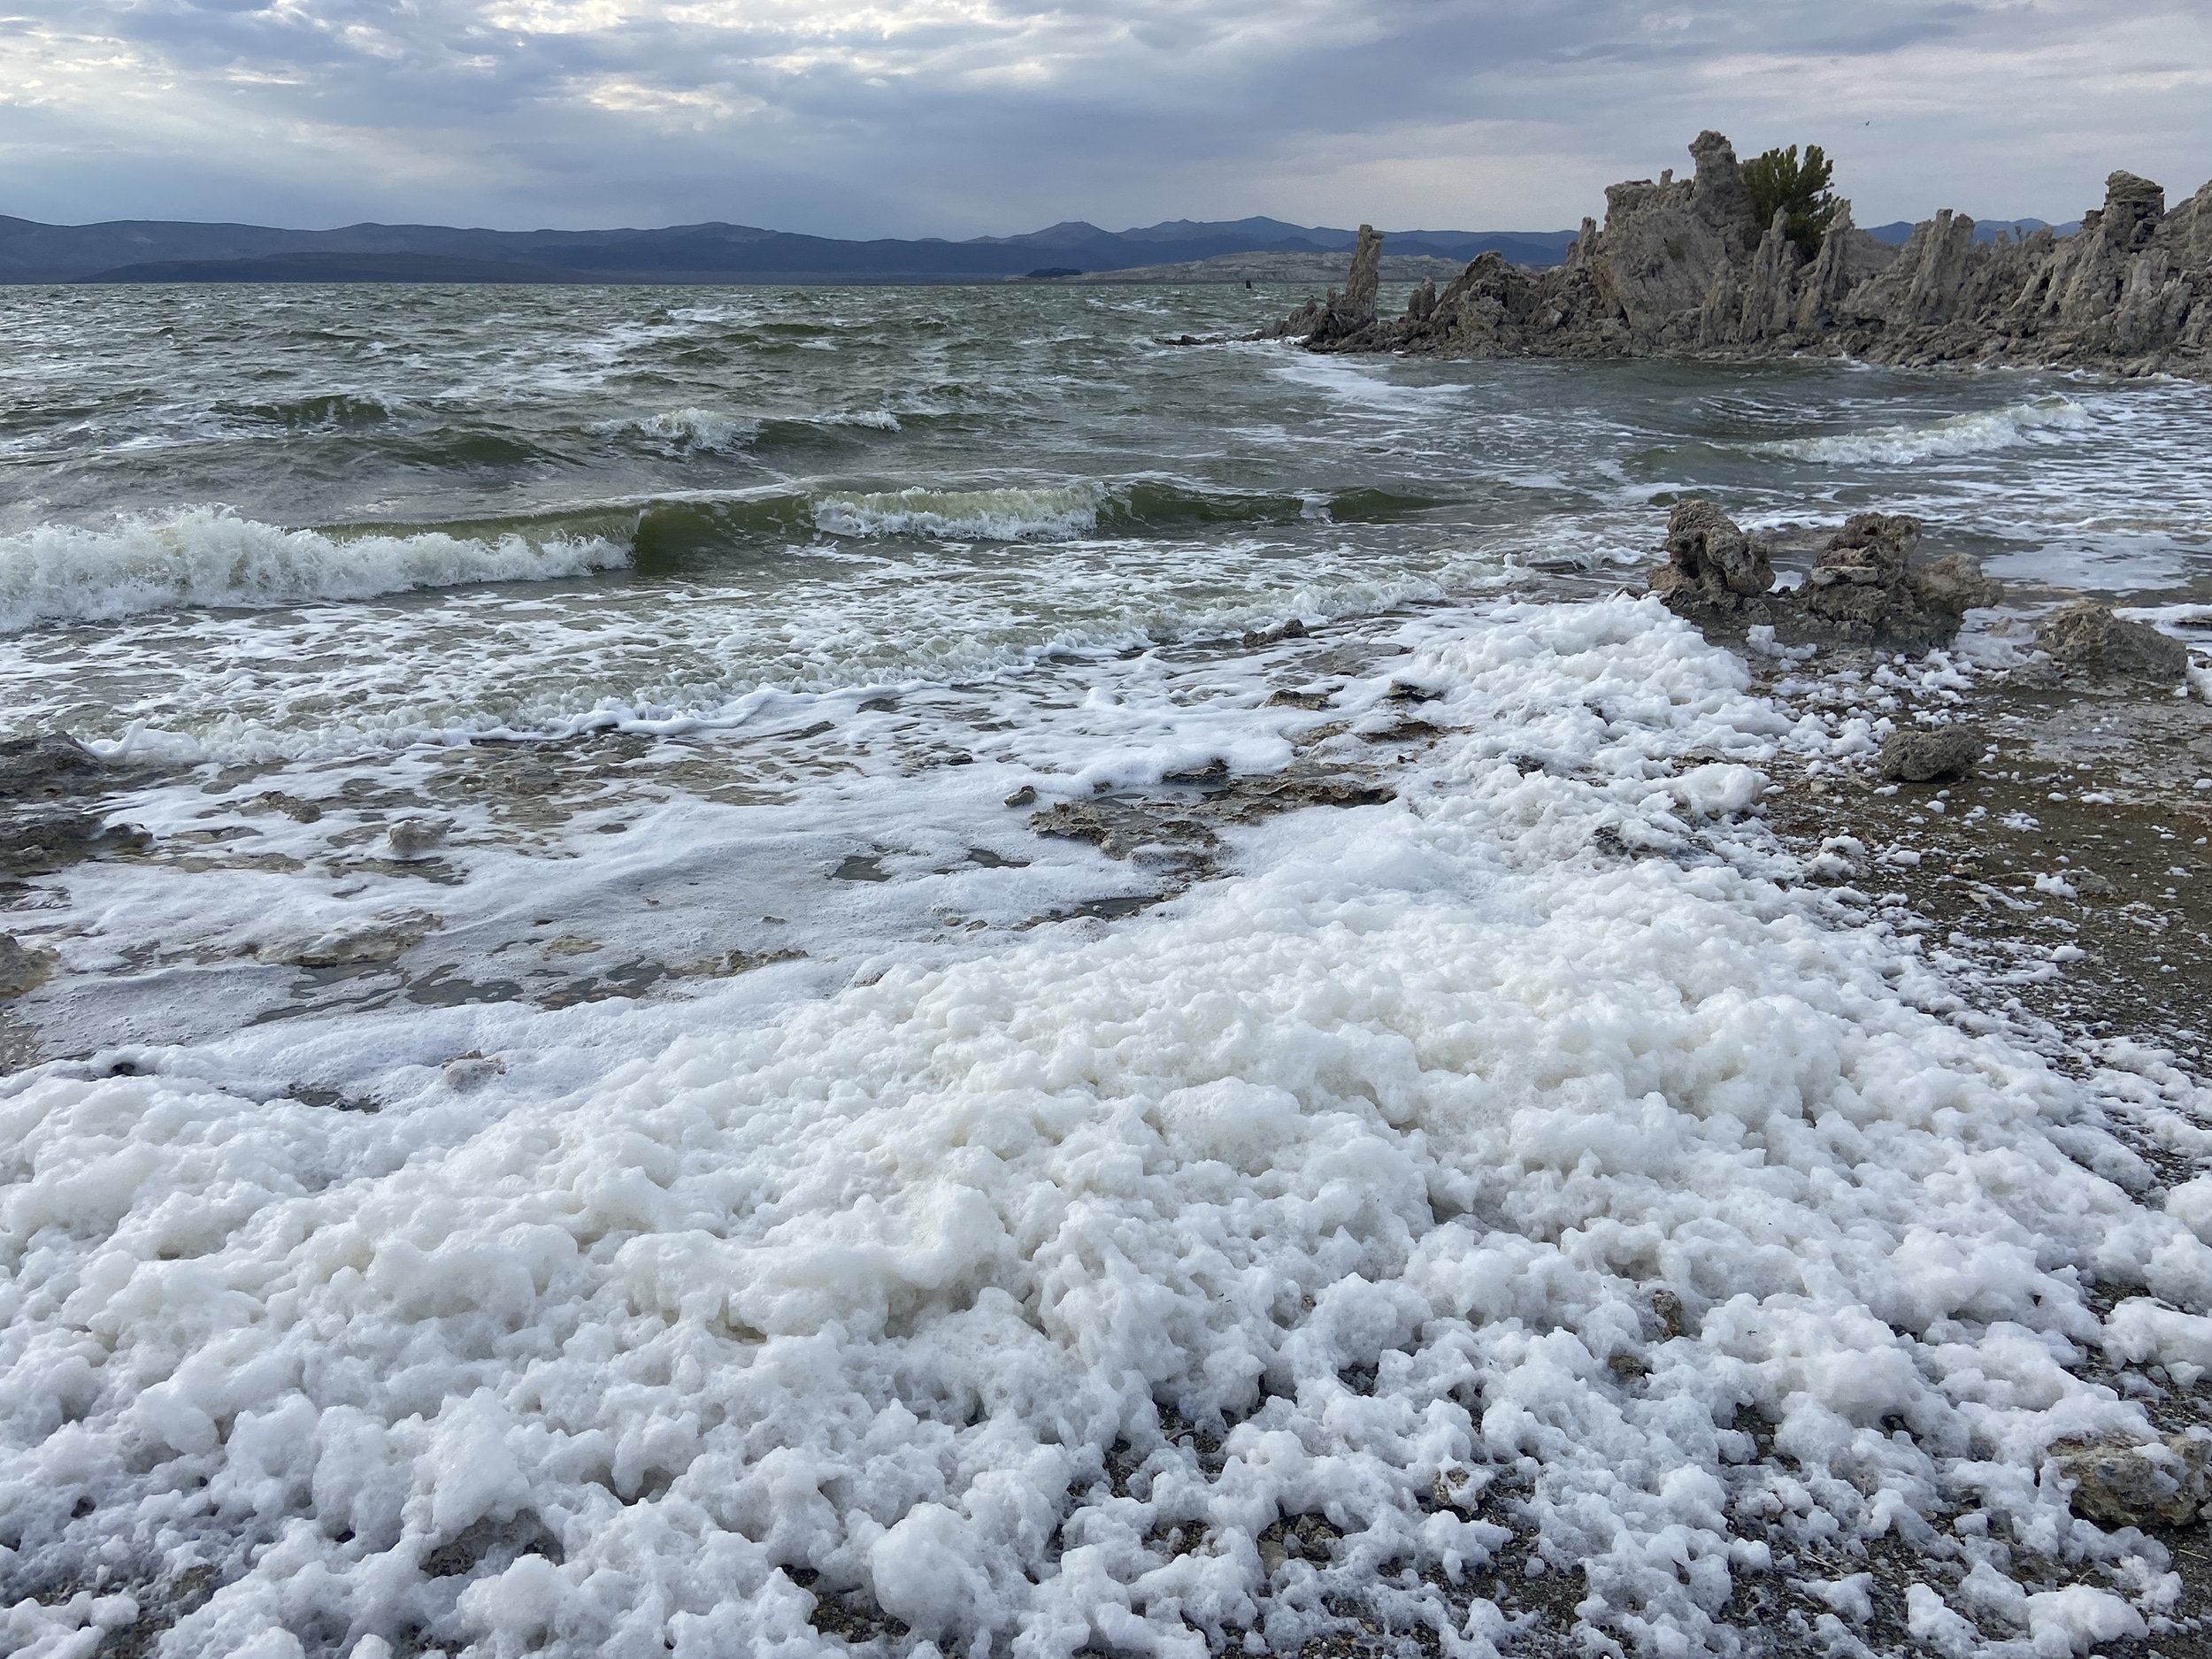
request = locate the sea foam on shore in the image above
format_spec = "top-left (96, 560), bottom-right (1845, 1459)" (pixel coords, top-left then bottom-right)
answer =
top-left (4, 596), bottom-right (2205, 1656)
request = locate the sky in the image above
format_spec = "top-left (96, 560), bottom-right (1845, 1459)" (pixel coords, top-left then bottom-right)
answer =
top-left (3, 0), bottom-right (2208, 238)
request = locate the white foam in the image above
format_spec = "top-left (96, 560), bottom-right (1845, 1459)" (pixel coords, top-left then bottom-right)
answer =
top-left (623, 408), bottom-right (759, 452)
top-left (0, 509), bottom-right (627, 634)
top-left (3, 596), bottom-right (2199, 1655)
top-left (811, 484), bottom-right (1103, 541)
top-left (1751, 396), bottom-right (2091, 466)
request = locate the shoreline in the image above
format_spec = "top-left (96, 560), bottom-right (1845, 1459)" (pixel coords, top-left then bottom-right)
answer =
top-left (7, 396), bottom-right (2212, 1650)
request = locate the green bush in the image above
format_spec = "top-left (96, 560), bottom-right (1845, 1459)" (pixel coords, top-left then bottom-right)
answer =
top-left (1743, 144), bottom-right (1839, 257)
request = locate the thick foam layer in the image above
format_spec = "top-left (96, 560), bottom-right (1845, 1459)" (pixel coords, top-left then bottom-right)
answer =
top-left (0, 509), bottom-right (627, 634)
top-left (3, 598), bottom-right (2202, 1656)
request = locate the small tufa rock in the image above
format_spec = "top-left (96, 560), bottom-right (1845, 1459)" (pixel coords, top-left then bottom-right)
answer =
top-left (1878, 726), bottom-right (1983, 782)
top-left (1795, 513), bottom-right (1998, 651)
top-left (2036, 602), bottom-right (2188, 681)
top-left (1240, 618), bottom-right (1308, 648)
top-left (442, 1050), bottom-right (507, 1091)
top-left (2051, 1433), bottom-right (2211, 1528)
top-left (251, 791), bottom-right (324, 824)
top-left (1649, 504), bottom-right (1997, 652)
top-left (1654, 498), bottom-right (1775, 600)
top-left (385, 817), bottom-right (450, 859)
top-left (260, 908), bottom-right (442, 968)
top-left (0, 933), bottom-right (50, 996)
top-left (1002, 785), bottom-right (1038, 809)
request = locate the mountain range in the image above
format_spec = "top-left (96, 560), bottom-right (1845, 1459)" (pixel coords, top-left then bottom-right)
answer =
top-left (0, 215), bottom-right (1581, 285)
top-left (0, 209), bottom-right (2077, 287)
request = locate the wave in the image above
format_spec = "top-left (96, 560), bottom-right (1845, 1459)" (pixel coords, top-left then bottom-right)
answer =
top-left (813, 485), bottom-right (1106, 541)
top-left (627, 407), bottom-right (759, 453)
top-left (0, 508), bottom-right (627, 634)
top-left (0, 475), bottom-right (1451, 631)
top-left (629, 495), bottom-right (818, 569)
top-left (615, 406), bottom-right (904, 456)
top-left (224, 392), bottom-right (396, 431)
top-left (810, 481), bottom-right (1444, 543)
top-left (1748, 396), bottom-right (2090, 465)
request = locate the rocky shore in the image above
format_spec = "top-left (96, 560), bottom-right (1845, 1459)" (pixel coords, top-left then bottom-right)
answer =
top-left (1254, 132), bottom-right (2212, 377)
top-left (6, 537), bottom-right (2212, 1659)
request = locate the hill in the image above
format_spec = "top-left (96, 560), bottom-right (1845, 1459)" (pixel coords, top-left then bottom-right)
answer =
top-left (0, 213), bottom-right (1578, 285)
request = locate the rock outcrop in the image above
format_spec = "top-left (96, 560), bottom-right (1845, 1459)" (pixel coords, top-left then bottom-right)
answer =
top-left (1254, 132), bottom-right (2212, 377)
top-left (1253, 224), bottom-right (1385, 346)
top-left (1647, 501), bottom-right (1999, 651)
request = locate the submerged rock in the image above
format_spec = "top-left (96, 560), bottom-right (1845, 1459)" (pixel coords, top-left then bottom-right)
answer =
top-left (1879, 726), bottom-right (1983, 782)
top-left (0, 808), bottom-right (147, 876)
top-left (385, 816), bottom-right (451, 859)
top-left (1240, 618), bottom-right (1308, 647)
top-left (2036, 602), bottom-right (2189, 680)
top-left (259, 908), bottom-right (444, 968)
top-left (0, 933), bottom-right (50, 996)
top-left (0, 731), bottom-right (154, 876)
top-left (0, 733), bottom-right (111, 802)
top-left (1028, 800), bottom-right (1217, 864)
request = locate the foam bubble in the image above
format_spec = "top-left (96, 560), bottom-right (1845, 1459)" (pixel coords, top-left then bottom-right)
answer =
top-left (0, 509), bottom-right (628, 633)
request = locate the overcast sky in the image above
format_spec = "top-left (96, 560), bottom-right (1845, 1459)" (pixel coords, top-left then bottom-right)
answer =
top-left (3, 0), bottom-right (2208, 237)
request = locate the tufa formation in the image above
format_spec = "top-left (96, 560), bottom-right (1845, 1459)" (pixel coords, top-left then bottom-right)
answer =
top-left (1256, 132), bottom-right (2212, 377)
top-left (1648, 501), bottom-right (2000, 653)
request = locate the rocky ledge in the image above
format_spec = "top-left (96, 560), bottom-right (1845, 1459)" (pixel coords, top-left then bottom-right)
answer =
top-left (1253, 131), bottom-right (2212, 377)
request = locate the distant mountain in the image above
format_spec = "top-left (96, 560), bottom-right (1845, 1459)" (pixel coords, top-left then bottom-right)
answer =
top-left (0, 211), bottom-right (1581, 285)
top-left (1865, 217), bottom-right (2081, 246)
top-left (1031, 250), bottom-right (1475, 287)
top-left (80, 251), bottom-right (582, 285)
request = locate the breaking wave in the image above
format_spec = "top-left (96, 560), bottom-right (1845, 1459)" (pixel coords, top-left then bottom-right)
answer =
top-left (626, 407), bottom-right (760, 453)
top-left (1749, 396), bottom-right (2091, 465)
top-left (0, 508), bottom-right (628, 634)
top-left (0, 478), bottom-right (1453, 627)
top-left (614, 406), bottom-right (903, 455)
top-left (813, 484), bottom-right (1107, 541)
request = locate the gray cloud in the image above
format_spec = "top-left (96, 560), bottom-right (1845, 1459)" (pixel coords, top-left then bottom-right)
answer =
top-left (1, 0), bottom-right (2206, 234)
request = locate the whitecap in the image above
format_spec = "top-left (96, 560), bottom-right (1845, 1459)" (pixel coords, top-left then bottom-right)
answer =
top-left (1749, 396), bottom-right (2090, 465)
top-left (811, 484), bottom-right (1103, 541)
top-left (626, 407), bottom-right (759, 452)
top-left (0, 507), bottom-right (628, 633)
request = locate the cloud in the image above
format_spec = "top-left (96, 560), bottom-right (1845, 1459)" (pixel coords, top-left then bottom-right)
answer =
top-left (1, 0), bottom-right (2206, 235)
